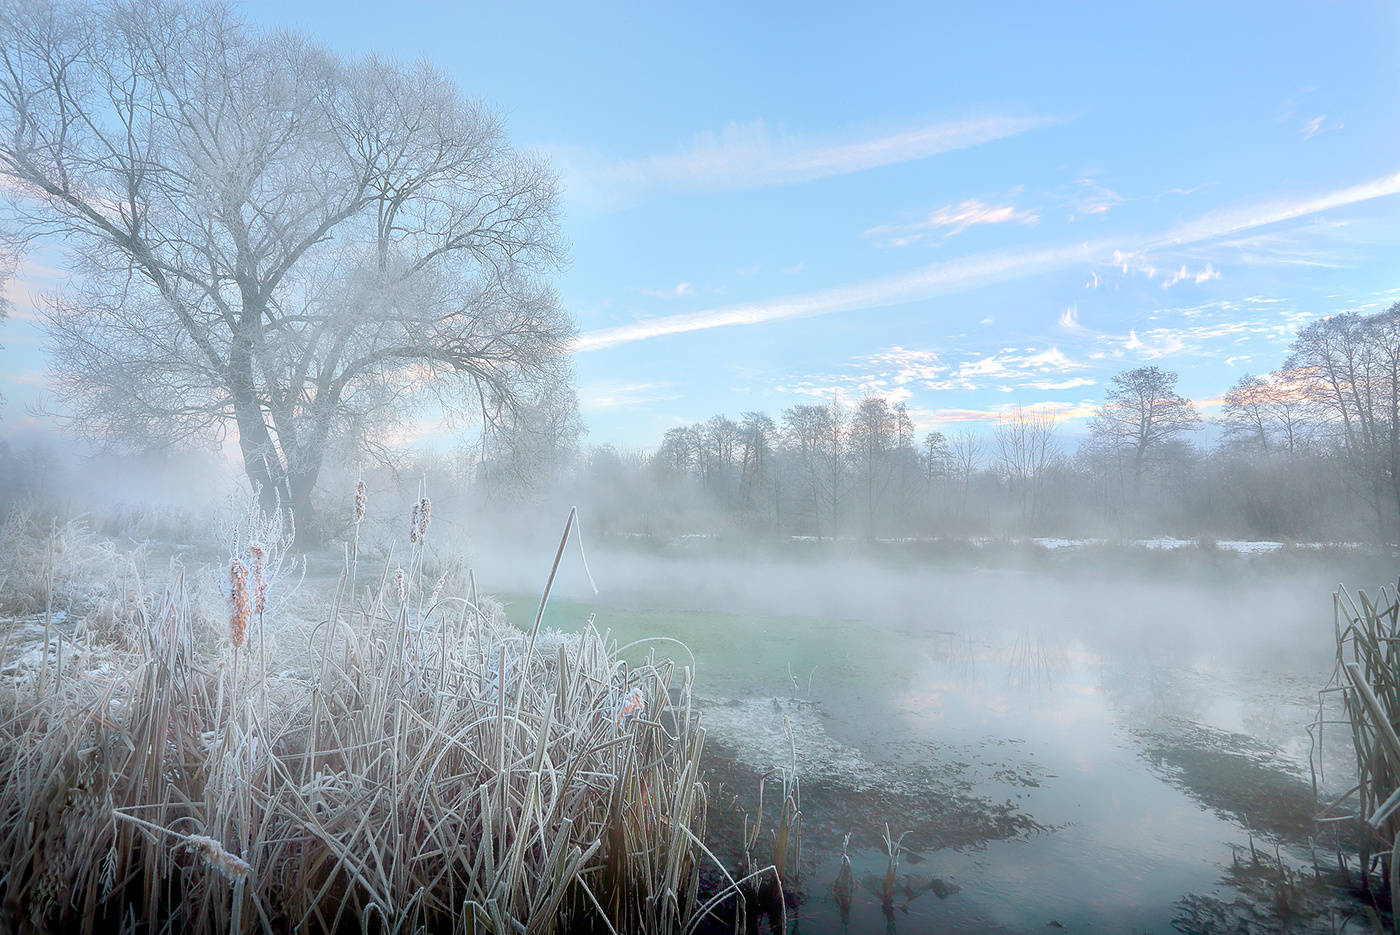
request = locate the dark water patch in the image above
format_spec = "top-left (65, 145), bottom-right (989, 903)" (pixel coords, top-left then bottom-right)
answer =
top-left (1173, 854), bottom-right (1378, 934)
top-left (1135, 719), bottom-right (1319, 844)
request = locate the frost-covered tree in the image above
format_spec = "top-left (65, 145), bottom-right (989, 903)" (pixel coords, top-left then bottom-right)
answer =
top-left (0, 0), bottom-right (571, 540)
top-left (1090, 366), bottom-right (1201, 493)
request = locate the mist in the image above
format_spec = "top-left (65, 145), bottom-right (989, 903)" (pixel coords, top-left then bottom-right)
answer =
top-left (2, 1), bottom-right (1400, 932)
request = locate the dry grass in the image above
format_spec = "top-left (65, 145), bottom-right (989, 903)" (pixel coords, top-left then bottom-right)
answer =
top-left (0, 498), bottom-right (751, 934)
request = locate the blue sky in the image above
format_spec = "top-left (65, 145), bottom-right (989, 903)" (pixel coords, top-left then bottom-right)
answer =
top-left (3, 1), bottom-right (1399, 449)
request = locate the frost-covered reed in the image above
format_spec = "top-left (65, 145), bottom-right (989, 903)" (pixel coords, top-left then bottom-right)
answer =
top-left (1314, 580), bottom-right (1400, 911)
top-left (0, 500), bottom-right (740, 934)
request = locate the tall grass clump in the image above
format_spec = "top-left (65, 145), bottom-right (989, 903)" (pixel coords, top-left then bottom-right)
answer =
top-left (1314, 580), bottom-right (1400, 914)
top-left (0, 496), bottom-right (738, 934)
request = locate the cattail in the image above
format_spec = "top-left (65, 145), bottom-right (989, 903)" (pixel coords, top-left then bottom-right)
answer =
top-left (409, 500), bottom-right (421, 543)
top-left (353, 480), bottom-right (366, 523)
top-left (229, 558), bottom-right (249, 648)
top-left (429, 572), bottom-right (445, 607)
top-left (416, 497), bottom-right (431, 543)
top-left (394, 567), bottom-right (406, 602)
top-left (617, 686), bottom-right (645, 723)
top-left (184, 834), bottom-right (253, 884)
top-left (248, 541), bottom-right (266, 615)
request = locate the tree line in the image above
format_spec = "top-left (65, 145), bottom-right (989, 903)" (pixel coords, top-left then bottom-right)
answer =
top-left (557, 303), bottom-right (1400, 544)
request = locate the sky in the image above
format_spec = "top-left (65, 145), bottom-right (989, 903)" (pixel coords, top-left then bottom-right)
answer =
top-left (3, 1), bottom-right (1399, 450)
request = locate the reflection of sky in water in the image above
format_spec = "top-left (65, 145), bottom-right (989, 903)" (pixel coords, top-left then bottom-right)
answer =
top-left (504, 554), bottom-right (1372, 932)
top-left (801, 623), bottom-right (1320, 932)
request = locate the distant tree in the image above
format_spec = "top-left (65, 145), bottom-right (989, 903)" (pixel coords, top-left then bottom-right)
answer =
top-left (1090, 366), bottom-right (1202, 493)
top-left (0, 1), bottom-right (571, 541)
top-left (1220, 374), bottom-right (1273, 453)
top-left (994, 405), bottom-right (1060, 527)
top-left (849, 395), bottom-right (896, 537)
top-left (921, 431), bottom-right (951, 483)
top-left (1220, 371), bottom-right (1311, 456)
top-left (738, 411), bottom-right (778, 513)
top-left (948, 428), bottom-right (982, 520)
top-left (781, 402), bottom-right (836, 536)
top-left (1283, 309), bottom-right (1398, 538)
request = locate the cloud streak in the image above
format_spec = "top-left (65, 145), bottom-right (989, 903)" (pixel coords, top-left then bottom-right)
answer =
top-left (563, 114), bottom-right (1061, 204)
top-left (865, 198), bottom-right (1039, 247)
top-left (573, 243), bottom-right (1097, 352)
top-left (573, 168), bottom-right (1400, 352)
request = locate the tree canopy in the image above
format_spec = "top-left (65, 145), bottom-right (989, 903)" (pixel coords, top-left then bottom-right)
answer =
top-left (0, 0), bottom-right (574, 538)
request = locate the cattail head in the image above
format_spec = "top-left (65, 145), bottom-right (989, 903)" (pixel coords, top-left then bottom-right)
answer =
top-left (353, 481), bottom-right (366, 524)
top-left (229, 558), bottom-right (250, 648)
top-left (247, 541), bottom-right (266, 615)
top-left (409, 500), bottom-right (421, 543)
top-left (184, 834), bottom-right (252, 884)
top-left (394, 567), bottom-right (406, 603)
top-left (416, 497), bottom-right (431, 542)
top-left (429, 572), bottom-right (445, 607)
top-left (617, 686), bottom-right (645, 724)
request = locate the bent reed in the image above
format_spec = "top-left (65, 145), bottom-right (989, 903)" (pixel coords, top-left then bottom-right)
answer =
top-left (0, 497), bottom-right (755, 934)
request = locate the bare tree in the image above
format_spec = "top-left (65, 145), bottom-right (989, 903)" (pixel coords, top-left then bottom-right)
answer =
top-left (1283, 310), bottom-right (1396, 538)
top-left (0, 0), bottom-right (571, 540)
top-left (1220, 371), bottom-right (1311, 456)
top-left (994, 405), bottom-right (1060, 528)
top-left (921, 430), bottom-right (950, 483)
top-left (738, 410), bottom-right (777, 513)
top-left (948, 428), bottom-right (982, 521)
top-left (781, 403), bottom-right (834, 536)
top-left (1090, 366), bottom-right (1202, 494)
top-left (849, 395), bottom-right (896, 537)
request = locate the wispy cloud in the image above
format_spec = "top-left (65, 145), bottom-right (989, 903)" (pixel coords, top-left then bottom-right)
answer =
top-left (1065, 177), bottom-right (1125, 219)
top-left (1299, 115), bottom-right (1341, 140)
top-left (777, 343), bottom-right (1094, 401)
top-left (865, 198), bottom-right (1039, 248)
top-left (640, 282), bottom-right (696, 299)
top-left (573, 243), bottom-right (1097, 352)
top-left (558, 114), bottom-right (1062, 206)
top-left (578, 381), bottom-right (683, 412)
top-left (573, 168), bottom-right (1400, 351)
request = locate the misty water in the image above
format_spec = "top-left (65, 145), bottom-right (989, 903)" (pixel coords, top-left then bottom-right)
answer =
top-left (486, 540), bottom-right (1380, 933)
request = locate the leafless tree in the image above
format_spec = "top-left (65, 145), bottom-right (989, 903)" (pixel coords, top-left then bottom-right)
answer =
top-left (948, 428), bottom-right (982, 521)
top-left (1220, 371), bottom-right (1311, 456)
top-left (1283, 308), bottom-right (1399, 539)
top-left (0, 0), bottom-right (571, 540)
top-left (994, 405), bottom-right (1060, 527)
top-left (1089, 366), bottom-right (1202, 494)
top-left (849, 395), bottom-right (896, 537)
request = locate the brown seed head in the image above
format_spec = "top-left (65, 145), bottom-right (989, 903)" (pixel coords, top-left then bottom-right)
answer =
top-left (415, 497), bottom-right (431, 543)
top-left (229, 558), bottom-right (250, 648)
top-left (353, 481), bottom-right (366, 523)
top-left (186, 834), bottom-right (253, 883)
top-left (394, 567), bottom-right (406, 602)
top-left (248, 541), bottom-right (266, 615)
